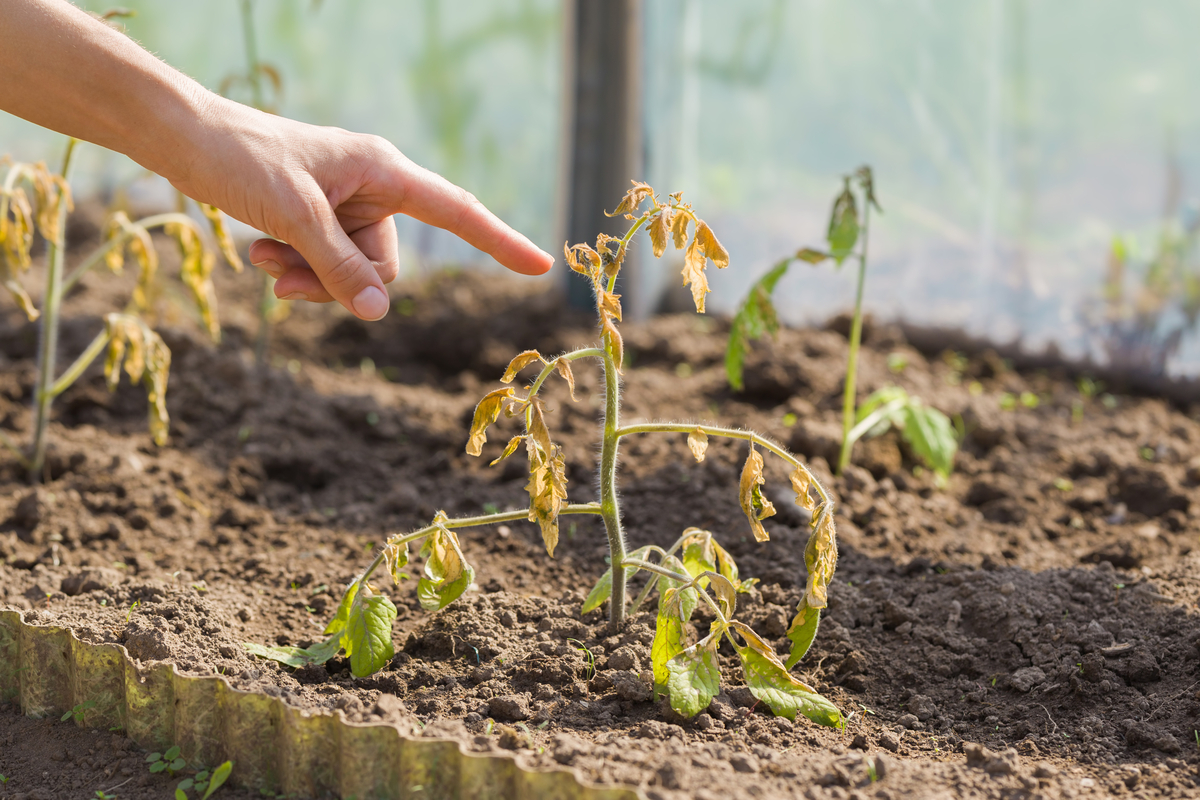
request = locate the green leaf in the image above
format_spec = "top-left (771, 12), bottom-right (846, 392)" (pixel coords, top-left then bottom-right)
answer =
top-left (726, 258), bottom-right (790, 391)
top-left (783, 599), bottom-right (820, 669)
top-left (581, 545), bottom-right (653, 614)
top-left (658, 555), bottom-right (698, 620)
top-left (147, 753), bottom-right (162, 763)
top-left (346, 591), bottom-right (397, 678)
top-left (900, 403), bottom-right (958, 479)
top-left (243, 634), bottom-right (341, 669)
top-left (170, 758), bottom-right (186, 771)
top-left (177, 778), bottom-right (195, 791)
top-left (827, 178), bottom-right (860, 264)
top-left (651, 557), bottom-right (698, 697)
top-left (680, 535), bottom-right (716, 589)
top-left (324, 581), bottom-right (359, 637)
top-left (856, 386), bottom-right (908, 424)
top-left (417, 522), bottom-right (475, 611)
top-left (665, 642), bottom-right (721, 718)
top-left (164, 746), bottom-right (181, 761)
top-left (732, 622), bottom-right (842, 728)
top-left (201, 760), bottom-right (233, 800)
top-left (176, 789), bottom-right (188, 800)
top-left (795, 247), bottom-right (830, 264)
top-left (150, 762), bottom-right (166, 773)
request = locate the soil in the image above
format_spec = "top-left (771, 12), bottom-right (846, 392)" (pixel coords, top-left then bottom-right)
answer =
top-left (3, 234), bottom-right (1200, 799)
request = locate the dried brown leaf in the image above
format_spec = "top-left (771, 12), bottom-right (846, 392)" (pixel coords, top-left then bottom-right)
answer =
top-left (694, 221), bottom-right (729, 268)
top-left (648, 209), bottom-right (671, 258)
top-left (554, 357), bottom-right (577, 401)
top-left (602, 315), bottom-right (624, 371)
top-left (200, 203), bottom-right (244, 272)
top-left (525, 438), bottom-right (568, 557)
top-left (609, 180), bottom-right (654, 217)
top-left (466, 387), bottom-right (517, 457)
top-left (682, 237), bottom-right (710, 313)
top-left (501, 350), bottom-right (544, 384)
top-left (670, 210), bottom-right (690, 250)
top-left (687, 428), bottom-right (708, 462)
top-left (526, 397), bottom-right (553, 454)
top-left (598, 290), bottom-right (622, 322)
top-left (738, 447), bottom-right (776, 543)
top-left (490, 435), bottom-right (524, 466)
top-left (789, 466), bottom-right (817, 513)
top-left (803, 505), bottom-right (838, 609)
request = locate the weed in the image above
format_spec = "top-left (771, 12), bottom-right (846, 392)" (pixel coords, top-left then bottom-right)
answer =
top-left (248, 183), bottom-right (844, 728)
top-left (95, 792), bottom-right (116, 800)
top-left (126, 600), bottom-right (140, 623)
top-left (147, 746), bottom-right (186, 776)
top-left (0, 774), bottom-right (9, 784)
top-left (725, 168), bottom-right (956, 479)
top-left (60, 699), bottom-right (96, 723)
top-left (567, 638), bottom-right (596, 681)
top-left (0, 144), bottom-right (240, 480)
top-left (174, 760), bottom-right (233, 800)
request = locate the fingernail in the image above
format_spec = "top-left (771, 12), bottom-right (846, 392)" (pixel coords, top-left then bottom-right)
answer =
top-left (251, 259), bottom-right (285, 278)
top-left (279, 291), bottom-right (308, 301)
top-left (352, 285), bottom-right (389, 321)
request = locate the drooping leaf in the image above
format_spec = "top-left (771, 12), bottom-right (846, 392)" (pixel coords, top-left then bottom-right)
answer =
top-left (199, 203), bottom-right (244, 271)
top-left (694, 221), bottom-right (729, 269)
top-left (725, 258), bottom-right (790, 391)
top-left (670, 210), bottom-right (691, 250)
top-left (687, 428), bottom-right (708, 462)
top-left (648, 208), bottom-right (671, 258)
top-left (383, 539), bottom-right (410, 585)
top-left (827, 178), bottom-right (859, 265)
top-left (325, 581), bottom-right (359, 637)
top-left (900, 402), bottom-right (958, 479)
top-left (524, 436), bottom-right (568, 557)
top-left (682, 237), bottom-right (710, 313)
top-left (712, 539), bottom-right (745, 590)
top-left (783, 598), bottom-right (821, 670)
top-left (580, 545), bottom-right (653, 614)
top-left (609, 180), bottom-right (654, 218)
top-left (501, 350), bottom-right (544, 384)
top-left (803, 505), bottom-right (838, 612)
top-left (465, 387), bottom-right (517, 457)
top-left (167, 220), bottom-right (220, 341)
top-left (665, 640), bottom-right (721, 718)
top-left (788, 466), bottom-right (817, 513)
top-left (732, 621), bottom-right (842, 728)
top-left (680, 529), bottom-right (715, 588)
top-left (554, 357), bottom-right (577, 401)
top-left (346, 590), bottom-right (397, 678)
top-left (102, 315), bottom-right (171, 445)
top-left (651, 555), bottom-right (699, 697)
top-left (737, 447), bottom-right (776, 542)
top-left (598, 290), bottom-right (622, 321)
top-left (243, 634), bottom-right (341, 669)
top-left (490, 435), bottom-right (524, 466)
top-left (418, 515), bottom-right (475, 610)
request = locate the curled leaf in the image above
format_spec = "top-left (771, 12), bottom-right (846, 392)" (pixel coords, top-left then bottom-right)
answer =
top-left (648, 209), bottom-right (671, 258)
top-left (490, 434), bottom-right (524, 466)
top-left (670, 210), bottom-right (690, 250)
top-left (553, 357), bottom-right (577, 401)
top-left (803, 504), bottom-right (838, 611)
top-left (325, 581), bottom-right (359, 637)
top-left (738, 447), bottom-right (776, 542)
top-left (602, 315), bottom-right (624, 371)
top-left (565, 242), bottom-right (601, 277)
top-left (127, 225), bottom-right (158, 311)
top-left (827, 178), bottom-right (860, 264)
top-left (789, 466), bottom-right (817, 513)
top-left (682, 237), bottom-right (710, 313)
top-left (466, 387), bottom-right (517, 457)
top-left (418, 512), bottom-right (475, 610)
top-left (199, 203), bottom-right (244, 271)
top-left (694, 221), bottom-right (729, 268)
top-left (383, 539), bottom-right (410, 585)
top-left (598, 290), bottom-right (622, 322)
top-left (501, 350), bottom-right (544, 384)
top-left (687, 428), bottom-right (708, 462)
top-left (525, 437), bottom-right (568, 557)
top-left (609, 180), bottom-right (654, 217)
top-left (103, 314), bottom-right (171, 445)
top-left (167, 220), bottom-right (220, 341)
top-left (796, 248), bottom-right (830, 264)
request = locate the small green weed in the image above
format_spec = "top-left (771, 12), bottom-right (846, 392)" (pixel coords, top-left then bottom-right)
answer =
top-left (61, 699), bottom-right (96, 723)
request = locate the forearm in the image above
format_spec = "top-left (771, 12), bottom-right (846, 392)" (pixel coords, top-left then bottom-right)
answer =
top-left (0, 0), bottom-right (212, 183)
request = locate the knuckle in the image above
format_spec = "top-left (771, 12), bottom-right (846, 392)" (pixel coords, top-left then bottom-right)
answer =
top-left (320, 251), bottom-right (364, 293)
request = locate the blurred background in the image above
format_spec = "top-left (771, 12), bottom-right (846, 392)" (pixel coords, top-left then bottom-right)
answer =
top-left (5, 0), bottom-right (1200, 379)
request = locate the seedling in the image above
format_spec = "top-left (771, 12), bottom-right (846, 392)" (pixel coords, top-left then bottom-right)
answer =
top-left (248, 182), bottom-right (844, 727)
top-left (0, 774), bottom-right (9, 784)
top-left (60, 699), bottom-right (96, 723)
top-left (174, 760), bottom-right (233, 800)
top-left (725, 168), bottom-right (956, 478)
top-left (147, 746), bottom-right (186, 776)
top-left (95, 792), bottom-right (116, 800)
top-left (0, 143), bottom-right (241, 480)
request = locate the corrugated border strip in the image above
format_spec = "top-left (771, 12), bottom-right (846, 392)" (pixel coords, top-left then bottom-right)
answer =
top-left (0, 610), bottom-right (642, 800)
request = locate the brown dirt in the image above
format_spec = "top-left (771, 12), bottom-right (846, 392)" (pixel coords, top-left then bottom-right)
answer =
top-left (2, 244), bottom-right (1200, 799)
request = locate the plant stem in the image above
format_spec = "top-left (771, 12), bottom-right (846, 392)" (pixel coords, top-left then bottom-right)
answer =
top-left (527, 347), bottom-right (604, 397)
top-left (60, 212), bottom-right (197, 294)
top-left (837, 200), bottom-right (871, 475)
top-left (28, 138), bottom-right (78, 481)
top-left (47, 328), bottom-right (110, 398)
top-left (599, 349), bottom-right (627, 633)
top-left (357, 502), bottom-right (603, 586)
top-left (613, 422), bottom-right (832, 505)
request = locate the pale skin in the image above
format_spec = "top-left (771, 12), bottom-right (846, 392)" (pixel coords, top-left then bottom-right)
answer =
top-left (0, 0), bottom-right (554, 321)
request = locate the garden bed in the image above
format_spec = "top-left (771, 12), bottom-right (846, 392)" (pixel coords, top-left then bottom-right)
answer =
top-left (2, 264), bottom-right (1200, 799)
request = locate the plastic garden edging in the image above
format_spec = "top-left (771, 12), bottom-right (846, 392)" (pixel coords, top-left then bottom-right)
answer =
top-left (0, 610), bottom-right (642, 800)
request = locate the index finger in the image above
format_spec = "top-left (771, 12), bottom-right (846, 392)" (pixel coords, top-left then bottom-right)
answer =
top-left (391, 160), bottom-right (554, 276)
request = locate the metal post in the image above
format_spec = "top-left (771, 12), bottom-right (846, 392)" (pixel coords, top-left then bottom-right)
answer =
top-left (559, 0), bottom-right (643, 311)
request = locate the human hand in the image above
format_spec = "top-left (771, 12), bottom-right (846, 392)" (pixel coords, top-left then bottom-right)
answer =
top-left (168, 98), bottom-right (554, 320)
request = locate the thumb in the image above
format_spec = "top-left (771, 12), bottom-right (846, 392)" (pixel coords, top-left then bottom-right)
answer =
top-left (284, 192), bottom-right (391, 321)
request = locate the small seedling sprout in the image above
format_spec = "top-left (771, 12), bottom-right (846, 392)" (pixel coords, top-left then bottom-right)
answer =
top-left (247, 182), bottom-right (845, 727)
top-left (0, 141), bottom-right (241, 480)
top-left (725, 168), bottom-right (957, 480)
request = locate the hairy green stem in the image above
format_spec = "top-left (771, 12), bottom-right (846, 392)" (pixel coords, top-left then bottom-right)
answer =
top-left (613, 422), bottom-right (832, 505)
top-left (627, 531), bottom-right (694, 616)
top-left (620, 556), bottom-right (730, 627)
top-left (28, 138), bottom-right (78, 481)
top-left (356, 502), bottom-right (603, 587)
top-left (47, 328), bottom-right (110, 398)
top-left (527, 347), bottom-right (604, 397)
top-left (600, 349), bottom-right (627, 633)
top-left (836, 201), bottom-right (871, 474)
